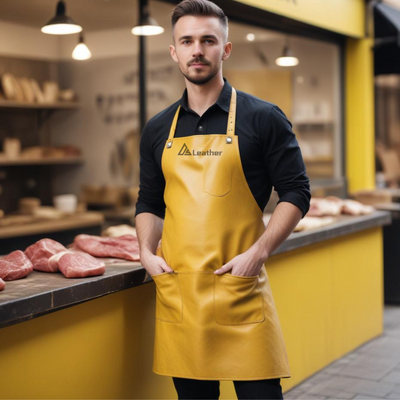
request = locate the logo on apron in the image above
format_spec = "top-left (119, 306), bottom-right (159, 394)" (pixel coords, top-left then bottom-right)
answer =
top-left (178, 143), bottom-right (223, 156)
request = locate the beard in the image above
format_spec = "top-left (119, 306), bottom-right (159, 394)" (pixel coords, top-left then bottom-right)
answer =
top-left (180, 58), bottom-right (221, 85)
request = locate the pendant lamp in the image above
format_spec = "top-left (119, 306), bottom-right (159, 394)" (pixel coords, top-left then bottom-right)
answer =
top-left (132, 0), bottom-right (164, 36)
top-left (276, 36), bottom-right (299, 67)
top-left (72, 32), bottom-right (92, 60)
top-left (42, 0), bottom-right (82, 35)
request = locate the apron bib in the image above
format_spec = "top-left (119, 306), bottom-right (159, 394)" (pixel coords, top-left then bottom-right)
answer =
top-left (152, 88), bottom-right (291, 381)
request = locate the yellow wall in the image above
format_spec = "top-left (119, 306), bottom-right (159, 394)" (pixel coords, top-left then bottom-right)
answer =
top-left (0, 228), bottom-right (383, 399)
top-left (345, 37), bottom-right (376, 193)
top-left (233, 0), bottom-right (365, 38)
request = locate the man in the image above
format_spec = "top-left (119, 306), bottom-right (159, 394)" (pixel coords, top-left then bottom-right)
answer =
top-left (134, 0), bottom-right (311, 399)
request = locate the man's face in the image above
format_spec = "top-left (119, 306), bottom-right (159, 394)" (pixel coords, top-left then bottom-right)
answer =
top-left (170, 15), bottom-right (231, 85)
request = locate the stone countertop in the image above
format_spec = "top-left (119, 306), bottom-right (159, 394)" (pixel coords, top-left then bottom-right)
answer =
top-left (0, 210), bottom-right (391, 329)
top-left (266, 210), bottom-right (391, 255)
top-left (0, 261), bottom-right (146, 329)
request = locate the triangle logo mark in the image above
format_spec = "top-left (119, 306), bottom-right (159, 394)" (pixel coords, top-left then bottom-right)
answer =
top-left (178, 143), bottom-right (191, 156)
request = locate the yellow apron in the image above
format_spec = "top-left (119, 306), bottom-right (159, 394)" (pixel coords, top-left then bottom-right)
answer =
top-left (153, 87), bottom-right (291, 381)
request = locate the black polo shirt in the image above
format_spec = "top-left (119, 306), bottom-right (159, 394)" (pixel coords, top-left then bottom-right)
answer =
top-left (135, 78), bottom-right (311, 220)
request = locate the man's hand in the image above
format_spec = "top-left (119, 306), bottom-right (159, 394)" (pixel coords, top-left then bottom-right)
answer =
top-left (214, 245), bottom-right (264, 276)
top-left (141, 249), bottom-right (174, 277)
top-left (135, 212), bottom-right (174, 277)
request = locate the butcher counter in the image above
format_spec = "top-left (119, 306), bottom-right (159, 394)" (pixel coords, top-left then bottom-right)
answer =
top-left (0, 210), bottom-right (391, 399)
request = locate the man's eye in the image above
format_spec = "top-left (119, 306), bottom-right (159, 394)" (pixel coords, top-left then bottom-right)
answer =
top-left (182, 40), bottom-right (191, 44)
top-left (204, 40), bottom-right (214, 44)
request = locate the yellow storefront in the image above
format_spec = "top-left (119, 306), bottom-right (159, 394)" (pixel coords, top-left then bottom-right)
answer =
top-left (0, 1), bottom-right (387, 399)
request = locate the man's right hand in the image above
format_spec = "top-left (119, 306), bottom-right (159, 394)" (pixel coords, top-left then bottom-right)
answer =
top-left (135, 212), bottom-right (173, 277)
top-left (141, 251), bottom-right (174, 277)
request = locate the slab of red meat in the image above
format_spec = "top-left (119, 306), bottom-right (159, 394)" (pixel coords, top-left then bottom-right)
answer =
top-left (74, 234), bottom-right (140, 261)
top-left (56, 252), bottom-right (106, 278)
top-left (25, 238), bottom-right (67, 272)
top-left (0, 278), bottom-right (5, 291)
top-left (0, 250), bottom-right (33, 281)
top-left (48, 250), bottom-right (73, 271)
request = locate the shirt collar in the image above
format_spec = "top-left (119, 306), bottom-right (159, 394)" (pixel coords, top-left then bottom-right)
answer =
top-left (179, 77), bottom-right (232, 113)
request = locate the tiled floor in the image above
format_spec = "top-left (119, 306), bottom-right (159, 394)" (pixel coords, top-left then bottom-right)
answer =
top-left (284, 305), bottom-right (400, 400)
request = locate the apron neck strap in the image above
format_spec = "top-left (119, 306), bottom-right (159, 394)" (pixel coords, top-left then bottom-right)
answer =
top-left (168, 86), bottom-right (237, 141)
top-left (226, 87), bottom-right (237, 137)
top-left (168, 105), bottom-right (181, 140)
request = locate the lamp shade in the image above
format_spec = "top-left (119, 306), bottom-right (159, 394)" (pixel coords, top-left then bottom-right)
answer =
top-left (132, 14), bottom-right (164, 36)
top-left (42, 0), bottom-right (82, 35)
top-left (276, 45), bottom-right (299, 67)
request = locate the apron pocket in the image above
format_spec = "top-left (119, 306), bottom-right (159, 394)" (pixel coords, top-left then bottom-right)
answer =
top-left (152, 272), bottom-right (183, 324)
top-left (203, 161), bottom-right (232, 197)
top-left (214, 273), bottom-right (265, 325)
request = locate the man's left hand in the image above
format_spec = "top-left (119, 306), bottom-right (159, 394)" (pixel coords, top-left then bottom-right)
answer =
top-left (214, 245), bottom-right (266, 276)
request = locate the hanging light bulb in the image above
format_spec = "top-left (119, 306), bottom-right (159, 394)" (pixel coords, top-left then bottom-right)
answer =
top-left (132, 0), bottom-right (164, 36)
top-left (276, 36), bottom-right (299, 67)
top-left (246, 33), bottom-right (255, 42)
top-left (42, 0), bottom-right (82, 35)
top-left (72, 32), bottom-right (92, 60)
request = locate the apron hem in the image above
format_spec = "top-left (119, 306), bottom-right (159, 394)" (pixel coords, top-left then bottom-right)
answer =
top-left (152, 368), bottom-right (291, 381)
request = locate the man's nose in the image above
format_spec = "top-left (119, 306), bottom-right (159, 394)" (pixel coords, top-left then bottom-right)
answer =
top-left (192, 42), bottom-right (204, 58)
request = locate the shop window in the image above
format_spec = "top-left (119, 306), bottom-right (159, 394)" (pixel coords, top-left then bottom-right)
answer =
top-left (224, 23), bottom-right (344, 197)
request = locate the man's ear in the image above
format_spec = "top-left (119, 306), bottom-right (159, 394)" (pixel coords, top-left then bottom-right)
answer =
top-left (222, 42), bottom-right (232, 61)
top-left (170, 45), bottom-right (178, 63)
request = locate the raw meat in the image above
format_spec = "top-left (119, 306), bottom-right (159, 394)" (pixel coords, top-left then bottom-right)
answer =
top-left (102, 224), bottom-right (137, 238)
top-left (342, 200), bottom-right (374, 216)
top-left (0, 250), bottom-right (33, 281)
top-left (0, 278), bottom-right (5, 291)
top-left (294, 216), bottom-right (336, 232)
top-left (325, 196), bottom-right (345, 206)
top-left (307, 197), bottom-right (343, 217)
top-left (48, 250), bottom-right (73, 271)
top-left (307, 196), bottom-right (375, 217)
top-left (57, 252), bottom-right (106, 278)
top-left (74, 234), bottom-right (140, 261)
top-left (25, 238), bottom-right (67, 272)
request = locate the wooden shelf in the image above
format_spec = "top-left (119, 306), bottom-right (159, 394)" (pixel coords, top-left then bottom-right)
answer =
top-left (0, 100), bottom-right (81, 110)
top-left (0, 156), bottom-right (84, 166)
top-left (0, 211), bottom-right (103, 239)
top-left (303, 156), bottom-right (334, 163)
top-left (293, 120), bottom-right (334, 126)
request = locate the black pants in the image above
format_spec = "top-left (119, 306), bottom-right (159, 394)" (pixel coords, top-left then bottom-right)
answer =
top-left (172, 377), bottom-right (283, 400)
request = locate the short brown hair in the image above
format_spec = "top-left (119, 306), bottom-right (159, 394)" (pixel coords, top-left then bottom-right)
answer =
top-left (171, 0), bottom-right (229, 42)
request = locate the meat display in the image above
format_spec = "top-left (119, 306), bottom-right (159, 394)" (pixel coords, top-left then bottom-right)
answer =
top-left (23, 238), bottom-right (107, 278)
top-left (57, 252), bottom-right (106, 278)
top-left (102, 224), bottom-right (137, 238)
top-left (0, 250), bottom-right (33, 281)
top-left (24, 238), bottom-right (67, 272)
top-left (74, 234), bottom-right (140, 261)
top-left (307, 197), bottom-right (343, 217)
top-left (0, 278), bottom-right (5, 291)
top-left (342, 199), bottom-right (375, 216)
top-left (307, 196), bottom-right (375, 217)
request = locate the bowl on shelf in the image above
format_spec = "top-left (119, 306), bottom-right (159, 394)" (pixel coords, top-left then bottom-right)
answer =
top-left (53, 194), bottom-right (78, 214)
top-left (18, 197), bottom-right (41, 215)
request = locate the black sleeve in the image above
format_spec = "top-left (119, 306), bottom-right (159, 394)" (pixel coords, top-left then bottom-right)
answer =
top-left (263, 105), bottom-right (311, 218)
top-left (134, 121), bottom-right (166, 219)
